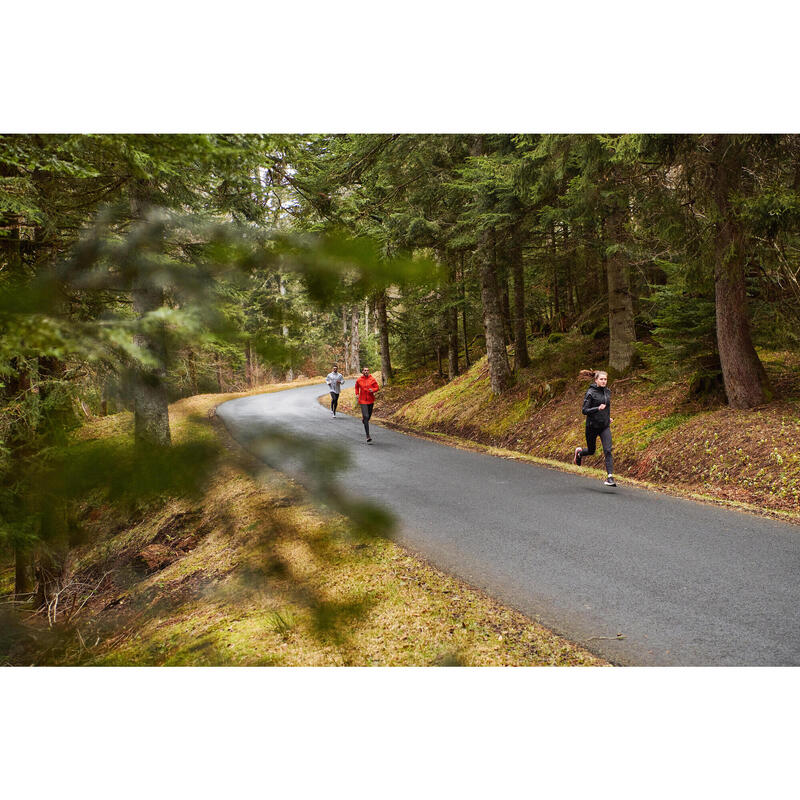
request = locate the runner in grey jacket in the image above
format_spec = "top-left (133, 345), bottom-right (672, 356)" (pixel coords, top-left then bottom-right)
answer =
top-left (325, 365), bottom-right (345, 416)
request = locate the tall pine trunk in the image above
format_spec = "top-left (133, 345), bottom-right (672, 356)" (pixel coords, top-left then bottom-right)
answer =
top-left (605, 201), bottom-right (636, 374)
top-left (480, 228), bottom-right (513, 394)
top-left (129, 185), bottom-right (171, 448)
top-left (342, 307), bottom-right (350, 373)
top-left (709, 136), bottom-right (769, 408)
top-left (472, 136), bottom-right (512, 394)
top-left (245, 340), bottom-right (253, 388)
top-left (442, 251), bottom-right (460, 380)
top-left (188, 349), bottom-right (198, 395)
top-left (279, 275), bottom-right (293, 381)
top-left (15, 548), bottom-right (30, 598)
top-left (375, 289), bottom-right (393, 385)
top-left (461, 252), bottom-right (470, 368)
top-left (350, 306), bottom-right (360, 371)
top-left (33, 357), bottom-right (71, 611)
top-left (510, 222), bottom-right (529, 369)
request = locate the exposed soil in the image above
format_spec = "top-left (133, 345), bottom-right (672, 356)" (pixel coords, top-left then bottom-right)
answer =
top-left (347, 351), bottom-right (800, 520)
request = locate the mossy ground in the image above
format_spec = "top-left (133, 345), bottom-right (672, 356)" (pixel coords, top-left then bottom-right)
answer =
top-left (339, 343), bottom-right (800, 520)
top-left (2, 378), bottom-right (605, 666)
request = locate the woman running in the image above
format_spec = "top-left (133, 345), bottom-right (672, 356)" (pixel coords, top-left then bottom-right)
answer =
top-left (573, 369), bottom-right (616, 487)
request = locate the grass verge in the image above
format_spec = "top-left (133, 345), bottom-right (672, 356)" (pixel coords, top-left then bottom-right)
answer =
top-left (333, 350), bottom-right (800, 527)
top-left (2, 378), bottom-right (606, 667)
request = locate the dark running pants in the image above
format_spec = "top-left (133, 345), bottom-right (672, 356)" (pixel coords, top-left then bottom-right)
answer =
top-left (330, 391), bottom-right (339, 413)
top-left (360, 402), bottom-right (373, 437)
top-left (580, 425), bottom-right (613, 474)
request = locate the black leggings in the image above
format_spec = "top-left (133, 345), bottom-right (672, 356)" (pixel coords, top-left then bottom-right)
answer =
top-left (360, 402), bottom-right (373, 436)
top-left (580, 425), bottom-right (613, 474)
top-left (330, 392), bottom-right (339, 412)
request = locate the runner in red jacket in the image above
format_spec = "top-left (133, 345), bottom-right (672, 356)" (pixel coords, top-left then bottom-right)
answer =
top-left (354, 366), bottom-right (380, 443)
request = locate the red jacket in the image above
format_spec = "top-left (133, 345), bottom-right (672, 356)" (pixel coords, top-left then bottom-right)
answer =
top-left (355, 374), bottom-right (380, 404)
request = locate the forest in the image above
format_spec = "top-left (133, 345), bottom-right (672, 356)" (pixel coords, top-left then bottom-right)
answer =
top-left (2, 133), bottom-right (800, 656)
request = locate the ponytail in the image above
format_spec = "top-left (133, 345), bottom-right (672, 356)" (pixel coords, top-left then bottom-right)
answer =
top-left (578, 368), bottom-right (608, 382)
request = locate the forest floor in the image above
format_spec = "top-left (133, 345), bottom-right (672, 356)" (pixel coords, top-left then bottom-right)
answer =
top-left (0, 378), bottom-right (605, 666)
top-left (336, 336), bottom-right (800, 523)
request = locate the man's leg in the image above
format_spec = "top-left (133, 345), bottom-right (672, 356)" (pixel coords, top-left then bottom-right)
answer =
top-left (361, 403), bottom-right (373, 438)
top-left (330, 392), bottom-right (339, 413)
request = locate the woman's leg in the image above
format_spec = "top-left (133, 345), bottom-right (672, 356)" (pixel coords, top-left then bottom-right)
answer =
top-left (599, 426), bottom-right (613, 474)
top-left (580, 426), bottom-right (598, 458)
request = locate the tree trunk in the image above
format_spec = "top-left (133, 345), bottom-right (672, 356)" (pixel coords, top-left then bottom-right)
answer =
top-left (441, 251), bottom-right (460, 380)
top-left (471, 136), bottom-right (512, 394)
top-left (33, 355), bottom-right (72, 612)
top-left (15, 548), bottom-right (30, 598)
top-left (709, 136), bottom-right (769, 408)
top-left (510, 223), bottom-right (530, 369)
top-left (245, 340), bottom-right (253, 388)
top-left (495, 236), bottom-right (513, 345)
top-left (480, 229), bottom-right (513, 394)
top-left (350, 306), bottom-right (360, 371)
top-left (100, 376), bottom-right (111, 416)
top-left (129, 185), bottom-right (171, 448)
top-left (375, 289), bottom-right (393, 385)
top-left (34, 501), bottom-right (70, 613)
top-left (605, 203), bottom-right (636, 374)
top-left (461, 252), bottom-right (470, 368)
top-left (342, 307), bottom-right (350, 373)
top-left (188, 350), bottom-right (198, 395)
top-left (447, 303), bottom-right (459, 380)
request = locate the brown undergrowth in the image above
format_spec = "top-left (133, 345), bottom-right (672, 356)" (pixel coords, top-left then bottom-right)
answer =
top-left (1, 378), bottom-right (604, 666)
top-left (339, 347), bottom-right (800, 520)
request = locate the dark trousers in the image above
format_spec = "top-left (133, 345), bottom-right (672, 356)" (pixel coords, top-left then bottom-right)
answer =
top-left (580, 425), bottom-right (613, 474)
top-left (330, 392), bottom-right (339, 412)
top-left (360, 402), bottom-right (373, 436)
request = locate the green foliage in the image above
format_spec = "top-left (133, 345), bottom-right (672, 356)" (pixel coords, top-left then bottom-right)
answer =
top-left (641, 260), bottom-right (719, 386)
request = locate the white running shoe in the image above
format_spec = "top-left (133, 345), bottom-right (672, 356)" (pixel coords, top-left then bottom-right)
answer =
top-left (603, 476), bottom-right (617, 487)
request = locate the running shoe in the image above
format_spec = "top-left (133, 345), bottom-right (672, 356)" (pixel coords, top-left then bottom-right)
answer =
top-left (573, 447), bottom-right (582, 466)
top-left (366, 437), bottom-right (373, 443)
top-left (603, 476), bottom-right (617, 487)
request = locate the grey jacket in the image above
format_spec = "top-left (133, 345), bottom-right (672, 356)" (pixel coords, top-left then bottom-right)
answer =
top-left (326, 371), bottom-right (345, 394)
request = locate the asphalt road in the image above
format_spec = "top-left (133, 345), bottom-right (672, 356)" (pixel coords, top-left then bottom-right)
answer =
top-left (216, 382), bottom-right (800, 665)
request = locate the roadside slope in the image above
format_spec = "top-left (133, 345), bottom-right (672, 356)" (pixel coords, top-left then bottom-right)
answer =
top-left (1, 380), bottom-right (604, 667)
top-left (341, 346), bottom-right (800, 520)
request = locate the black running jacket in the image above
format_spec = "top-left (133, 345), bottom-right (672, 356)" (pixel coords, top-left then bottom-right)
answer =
top-left (582, 383), bottom-right (611, 429)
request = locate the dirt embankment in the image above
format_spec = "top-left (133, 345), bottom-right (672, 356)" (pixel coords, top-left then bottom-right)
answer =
top-left (347, 352), bottom-right (800, 520)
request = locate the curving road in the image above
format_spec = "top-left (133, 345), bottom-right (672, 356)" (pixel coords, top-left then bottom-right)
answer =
top-left (217, 382), bottom-right (800, 665)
